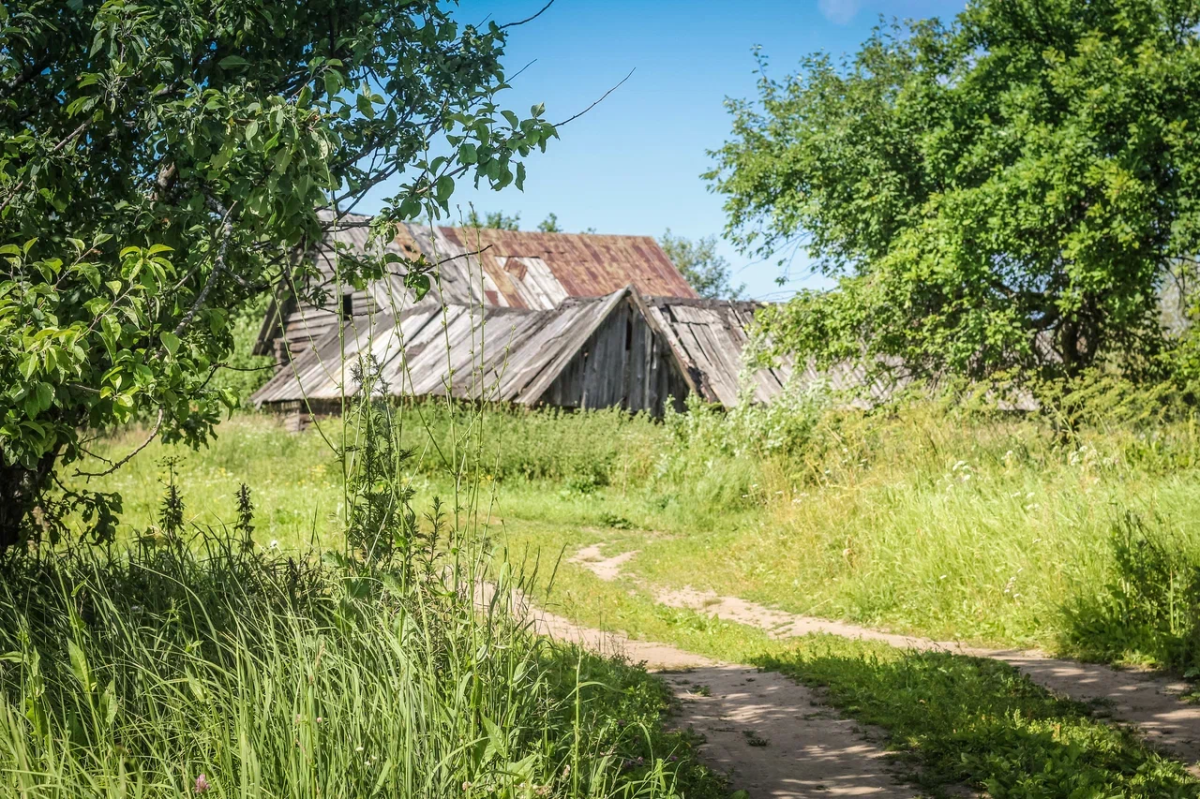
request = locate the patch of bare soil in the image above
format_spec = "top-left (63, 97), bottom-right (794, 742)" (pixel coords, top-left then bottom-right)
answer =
top-left (520, 598), bottom-right (918, 796)
top-left (667, 666), bottom-right (919, 798)
top-left (568, 544), bottom-right (640, 582)
top-left (658, 588), bottom-right (944, 649)
top-left (660, 586), bottom-right (1200, 770)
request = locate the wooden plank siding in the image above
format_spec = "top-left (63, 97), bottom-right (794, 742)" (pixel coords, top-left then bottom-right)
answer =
top-left (252, 287), bottom-right (700, 417)
top-left (253, 212), bottom-right (700, 366)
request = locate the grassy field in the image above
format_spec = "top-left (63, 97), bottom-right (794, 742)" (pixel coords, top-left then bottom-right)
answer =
top-left (67, 384), bottom-right (1200, 669)
top-left (0, 537), bottom-right (724, 798)
top-left (50, 385), bottom-right (1200, 796)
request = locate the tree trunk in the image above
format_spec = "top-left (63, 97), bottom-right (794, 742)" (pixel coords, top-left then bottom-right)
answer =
top-left (0, 453), bottom-right (56, 550)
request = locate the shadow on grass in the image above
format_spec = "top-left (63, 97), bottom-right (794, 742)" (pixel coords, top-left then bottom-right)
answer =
top-left (1060, 511), bottom-right (1200, 673)
top-left (756, 636), bottom-right (1200, 798)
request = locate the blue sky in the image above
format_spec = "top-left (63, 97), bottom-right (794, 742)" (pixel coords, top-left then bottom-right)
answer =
top-left (364, 0), bottom-right (968, 300)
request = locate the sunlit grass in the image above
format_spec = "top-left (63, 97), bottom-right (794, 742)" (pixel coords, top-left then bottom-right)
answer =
top-left (66, 393), bottom-right (1200, 662)
top-left (0, 532), bottom-right (725, 798)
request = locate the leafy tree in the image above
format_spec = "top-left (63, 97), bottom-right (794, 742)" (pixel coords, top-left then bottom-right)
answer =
top-left (707, 0), bottom-right (1200, 383)
top-left (464, 208), bottom-right (522, 230)
top-left (0, 0), bottom-right (556, 547)
top-left (461, 209), bottom-right (563, 233)
top-left (659, 229), bottom-right (745, 300)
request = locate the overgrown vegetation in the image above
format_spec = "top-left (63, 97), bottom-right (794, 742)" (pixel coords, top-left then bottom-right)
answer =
top-left (0, 325), bottom-right (725, 797)
top-left (64, 373), bottom-right (1200, 674)
top-left (0, 529), bottom-right (721, 798)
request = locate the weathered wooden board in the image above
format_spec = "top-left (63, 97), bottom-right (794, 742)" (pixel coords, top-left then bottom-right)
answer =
top-left (253, 287), bottom-right (793, 416)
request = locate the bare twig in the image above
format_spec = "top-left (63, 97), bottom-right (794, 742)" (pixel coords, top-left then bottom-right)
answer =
top-left (75, 409), bottom-right (164, 479)
top-left (499, 0), bottom-right (556, 30)
top-left (553, 68), bottom-right (635, 127)
top-left (196, 361), bottom-right (276, 392)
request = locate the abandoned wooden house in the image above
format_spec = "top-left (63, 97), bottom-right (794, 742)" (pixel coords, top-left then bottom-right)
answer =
top-left (250, 214), bottom-right (791, 419)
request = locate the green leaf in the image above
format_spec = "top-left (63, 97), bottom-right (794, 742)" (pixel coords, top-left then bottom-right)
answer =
top-left (435, 174), bottom-right (454, 203)
top-left (356, 94), bottom-right (375, 120)
top-left (160, 331), bottom-right (181, 356)
top-left (34, 382), bottom-right (53, 414)
top-left (219, 55), bottom-right (248, 69)
top-left (19, 356), bottom-right (37, 381)
top-left (399, 197), bottom-right (421, 219)
top-left (323, 70), bottom-right (343, 98)
top-left (460, 143), bottom-right (477, 165)
top-left (405, 273), bottom-right (431, 301)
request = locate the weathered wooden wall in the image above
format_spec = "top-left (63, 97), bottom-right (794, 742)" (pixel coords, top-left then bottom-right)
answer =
top-left (540, 298), bottom-right (689, 415)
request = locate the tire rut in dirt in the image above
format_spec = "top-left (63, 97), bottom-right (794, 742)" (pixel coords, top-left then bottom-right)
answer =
top-left (666, 666), bottom-right (919, 798)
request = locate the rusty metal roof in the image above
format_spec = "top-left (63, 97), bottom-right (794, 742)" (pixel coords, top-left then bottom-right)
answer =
top-left (414, 226), bottom-right (699, 308)
top-left (255, 215), bottom-right (699, 352)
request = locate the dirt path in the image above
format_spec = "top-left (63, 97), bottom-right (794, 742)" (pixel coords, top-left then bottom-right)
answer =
top-left (659, 586), bottom-right (1200, 769)
top-left (570, 545), bottom-right (1200, 770)
top-left (665, 667), bottom-right (921, 798)
top-left (524, 601), bottom-right (920, 797)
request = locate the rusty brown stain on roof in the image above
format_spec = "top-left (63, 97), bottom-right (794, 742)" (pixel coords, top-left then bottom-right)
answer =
top-left (434, 227), bottom-right (698, 308)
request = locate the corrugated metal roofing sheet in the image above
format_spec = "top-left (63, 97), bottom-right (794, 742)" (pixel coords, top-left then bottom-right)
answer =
top-left (422, 227), bottom-right (699, 308)
top-left (289, 213), bottom-right (699, 311)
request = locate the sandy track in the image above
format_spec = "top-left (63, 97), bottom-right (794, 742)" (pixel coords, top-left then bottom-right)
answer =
top-left (659, 586), bottom-right (1200, 770)
top-left (666, 666), bottom-right (919, 798)
top-left (523, 601), bottom-right (919, 797)
top-left (571, 543), bottom-right (1200, 769)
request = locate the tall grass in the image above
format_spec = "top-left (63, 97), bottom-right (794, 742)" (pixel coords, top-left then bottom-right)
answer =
top-left (0, 532), bottom-right (720, 797)
top-left (64, 374), bottom-right (1200, 668)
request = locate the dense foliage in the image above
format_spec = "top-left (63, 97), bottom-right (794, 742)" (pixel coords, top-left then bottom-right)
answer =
top-left (708, 0), bottom-right (1200, 383)
top-left (0, 0), bottom-right (556, 546)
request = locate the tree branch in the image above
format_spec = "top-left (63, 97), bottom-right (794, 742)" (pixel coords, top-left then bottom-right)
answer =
top-left (75, 409), bottom-right (163, 479)
top-left (172, 203), bottom-right (235, 340)
top-left (553, 68), bottom-right (634, 127)
top-left (499, 0), bottom-right (556, 30)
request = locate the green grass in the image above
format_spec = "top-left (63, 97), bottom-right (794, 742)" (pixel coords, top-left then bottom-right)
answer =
top-left (473, 528), bottom-right (1200, 798)
top-left (64, 389), bottom-right (1200, 667)
top-left (0, 536), bottom-right (725, 798)
top-left (762, 638), bottom-right (1200, 798)
top-left (50, 384), bottom-right (1200, 796)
